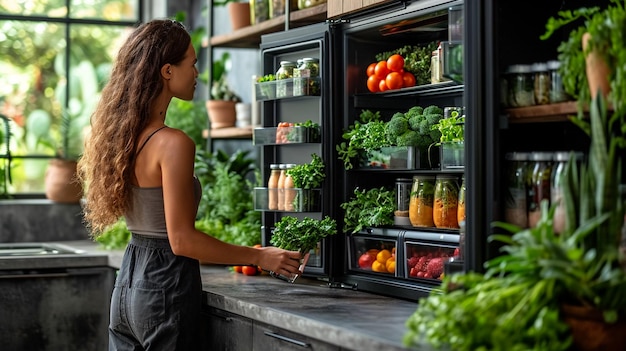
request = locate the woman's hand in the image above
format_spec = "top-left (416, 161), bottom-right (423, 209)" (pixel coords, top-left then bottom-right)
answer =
top-left (257, 246), bottom-right (303, 277)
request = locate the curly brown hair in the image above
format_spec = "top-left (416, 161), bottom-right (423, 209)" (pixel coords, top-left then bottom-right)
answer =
top-left (77, 19), bottom-right (191, 235)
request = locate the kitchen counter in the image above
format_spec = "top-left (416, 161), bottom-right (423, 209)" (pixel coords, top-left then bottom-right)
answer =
top-left (62, 240), bottom-right (419, 351)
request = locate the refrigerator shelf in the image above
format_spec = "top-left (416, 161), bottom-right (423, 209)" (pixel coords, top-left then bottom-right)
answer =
top-left (254, 78), bottom-right (321, 101)
top-left (253, 126), bottom-right (321, 145)
top-left (253, 187), bottom-right (322, 212)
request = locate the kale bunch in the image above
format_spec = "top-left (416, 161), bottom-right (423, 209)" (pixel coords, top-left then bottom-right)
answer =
top-left (384, 105), bottom-right (444, 150)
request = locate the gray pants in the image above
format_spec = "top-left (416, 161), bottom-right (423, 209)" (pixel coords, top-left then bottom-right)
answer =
top-left (109, 234), bottom-right (202, 350)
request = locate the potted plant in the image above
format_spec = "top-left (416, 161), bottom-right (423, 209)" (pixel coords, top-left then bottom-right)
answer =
top-left (431, 108), bottom-right (465, 169)
top-left (404, 95), bottom-right (626, 351)
top-left (214, 0), bottom-right (251, 31)
top-left (269, 215), bottom-right (337, 282)
top-left (541, 0), bottom-right (626, 118)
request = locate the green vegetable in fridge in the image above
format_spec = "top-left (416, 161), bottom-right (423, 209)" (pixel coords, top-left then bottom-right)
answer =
top-left (336, 109), bottom-right (391, 170)
top-left (340, 186), bottom-right (395, 234)
top-left (385, 113), bottom-right (409, 144)
top-left (270, 216), bottom-right (337, 254)
top-left (286, 153), bottom-right (325, 189)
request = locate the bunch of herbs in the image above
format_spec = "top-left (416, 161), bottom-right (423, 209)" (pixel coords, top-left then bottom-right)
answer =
top-left (336, 109), bottom-right (390, 169)
top-left (340, 186), bottom-right (395, 234)
top-left (285, 153), bottom-right (325, 189)
top-left (270, 216), bottom-right (337, 254)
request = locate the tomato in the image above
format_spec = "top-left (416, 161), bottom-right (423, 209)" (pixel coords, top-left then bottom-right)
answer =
top-left (358, 252), bottom-right (376, 270)
top-left (378, 79), bottom-right (389, 92)
top-left (242, 265), bottom-right (259, 276)
top-left (374, 60), bottom-right (389, 80)
top-left (387, 54), bottom-right (405, 72)
top-left (402, 71), bottom-right (416, 88)
top-left (385, 71), bottom-right (404, 90)
top-left (366, 62), bottom-right (376, 77)
top-left (233, 266), bottom-right (243, 274)
top-left (367, 75), bottom-right (380, 93)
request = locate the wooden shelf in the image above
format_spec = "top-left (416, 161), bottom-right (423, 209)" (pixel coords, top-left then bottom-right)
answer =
top-left (209, 4), bottom-right (328, 48)
top-left (505, 101), bottom-right (579, 123)
top-left (203, 126), bottom-right (254, 140)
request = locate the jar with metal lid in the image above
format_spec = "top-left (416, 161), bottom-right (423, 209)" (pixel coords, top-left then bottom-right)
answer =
top-left (457, 175), bottom-right (466, 227)
top-left (276, 61), bottom-right (296, 98)
top-left (270, 0), bottom-right (297, 18)
top-left (298, 0), bottom-right (327, 10)
top-left (507, 64), bottom-right (535, 107)
top-left (532, 62), bottom-right (550, 105)
top-left (302, 57), bottom-right (319, 77)
top-left (433, 175), bottom-right (460, 229)
top-left (528, 152), bottom-right (553, 227)
top-left (268, 164), bottom-right (281, 210)
top-left (409, 175), bottom-right (436, 227)
top-left (547, 60), bottom-right (568, 103)
top-left (504, 152), bottom-right (529, 228)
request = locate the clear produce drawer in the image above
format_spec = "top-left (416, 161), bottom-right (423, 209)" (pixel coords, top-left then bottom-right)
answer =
top-left (253, 126), bottom-right (321, 145)
top-left (347, 229), bottom-right (401, 277)
top-left (254, 78), bottom-right (321, 101)
top-left (404, 231), bottom-right (459, 281)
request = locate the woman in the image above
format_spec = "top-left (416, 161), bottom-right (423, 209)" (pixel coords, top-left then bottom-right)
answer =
top-left (78, 19), bottom-right (303, 350)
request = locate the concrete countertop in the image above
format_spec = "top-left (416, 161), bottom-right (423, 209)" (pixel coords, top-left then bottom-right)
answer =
top-left (60, 240), bottom-right (419, 351)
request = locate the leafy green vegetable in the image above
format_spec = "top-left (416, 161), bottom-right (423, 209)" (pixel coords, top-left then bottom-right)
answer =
top-left (340, 187), bottom-right (395, 234)
top-left (270, 216), bottom-right (337, 253)
top-left (336, 110), bottom-right (391, 169)
top-left (431, 113), bottom-right (465, 144)
top-left (95, 218), bottom-right (131, 250)
top-left (287, 120), bottom-right (320, 142)
top-left (286, 153), bottom-right (325, 189)
top-left (256, 74), bottom-right (276, 82)
top-left (375, 43), bottom-right (438, 86)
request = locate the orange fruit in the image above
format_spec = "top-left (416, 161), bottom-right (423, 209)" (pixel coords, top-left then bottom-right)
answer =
top-left (378, 79), bottom-right (389, 92)
top-left (386, 259), bottom-right (396, 274)
top-left (376, 249), bottom-right (392, 264)
top-left (387, 54), bottom-right (405, 72)
top-left (372, 260), bottom-right (387, 273)
top-left (385, 71), bottom-right (404, 90)
top-left (403, 71), bottom-right (416, 87)
top-left (366, 62), bottom-right (376, 76)
top-left (367, 75), bottom-right (380, 93)
top-left (233, 266), bottom-right (243, 273)
top-left (374, 60), bottom-right (389, 80)
top-left (242, 266), bottom-right (259, 276)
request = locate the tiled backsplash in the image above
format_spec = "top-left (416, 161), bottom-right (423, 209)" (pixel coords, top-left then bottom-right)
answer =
top-left (0, 200), bottom-right (89, 242)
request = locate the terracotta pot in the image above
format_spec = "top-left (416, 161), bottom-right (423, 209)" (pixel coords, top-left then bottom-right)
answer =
top-left (228, 2), bottom-right (251, 31)
top-left (582, 32), bottom-right (611, 101)
top-left (45, 159), bottom-right (83, 203)
top-left (206, 100), bottom-right (236, 129)
top-left (561, 303), bottom-right (626, 351)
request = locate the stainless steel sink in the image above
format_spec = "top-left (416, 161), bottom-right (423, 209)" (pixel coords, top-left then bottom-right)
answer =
top-left (0, 243), bottom-right (85, 257)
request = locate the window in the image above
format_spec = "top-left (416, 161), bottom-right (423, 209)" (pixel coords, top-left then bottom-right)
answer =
top-left (0, 0), bottom-right (141, 195)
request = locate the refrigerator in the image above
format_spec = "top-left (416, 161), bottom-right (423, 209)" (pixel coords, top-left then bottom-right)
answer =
top-left (254, 0), bottom-right (596, 300)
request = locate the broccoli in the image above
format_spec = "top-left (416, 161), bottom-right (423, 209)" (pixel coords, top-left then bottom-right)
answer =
top-left (385, 114), bottom-right (409, 144)
top-left (408, 114), bottom-right (422, 131)
top-left (396, 130), bottom-right (419, 147)
top-left (407, 106), bottom-right (424, 116)
top-left (423, 105), bottom-right (443, 116)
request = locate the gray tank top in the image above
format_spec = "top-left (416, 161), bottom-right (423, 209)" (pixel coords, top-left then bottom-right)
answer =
top-left (125, 127), bottom-right (202, 239)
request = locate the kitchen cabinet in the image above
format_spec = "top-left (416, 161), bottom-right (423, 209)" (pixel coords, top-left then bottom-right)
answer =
top-left (327, 0), bottom-right (390, 19)
top-left (253, 321), bottom-right (340, 351)
top-left (202, 306), bottom-right (253, 350)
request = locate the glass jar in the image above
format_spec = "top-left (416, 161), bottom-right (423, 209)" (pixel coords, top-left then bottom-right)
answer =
top-left (268, 163), bottom-right (280, 210)
top-left (270, 0), bottom-right (297, 18)
top-left (250, 0), bottom-right (270, 25)
top-left (507, 64), bottom-right (535, 107)
top-left (283, 163), bottom-right (296, 211)
top-left (528, 151), bottom-right (553, 227)
top-left (302, 57), bottom-right (319, 77)
top-left (409, 175), bottom-right (436, 227)
top-left (298, 0), bottom-right (327, 10)
top-left (504, 152), bottom-right (529, 228)
top-left (551, 151), bottom-right (584, 233)
top-left (457, 175), bottom-right (466, 227)
top-left (277, 163), bottom-right (287, 211)
top-left (275, 60), bottom-right (296, 98)
top-left (547, 60), bottom-right (568, 103)
top-left (434, 175), bottom-right (460, 229)
top-left (394, 178), bottom-right (412, 226)
top-left (532, 62), bottom-right (550, 105)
